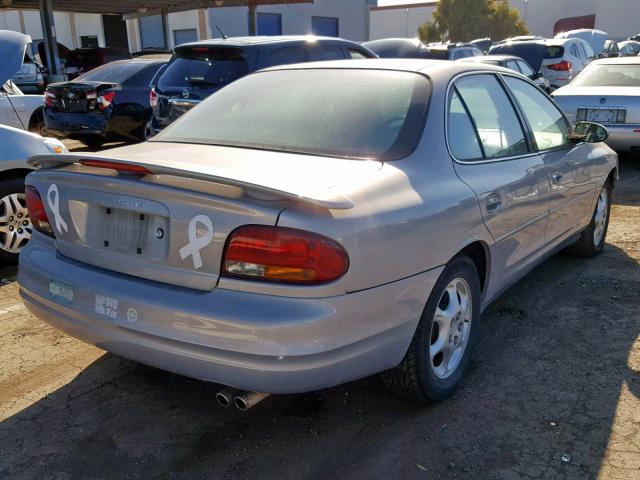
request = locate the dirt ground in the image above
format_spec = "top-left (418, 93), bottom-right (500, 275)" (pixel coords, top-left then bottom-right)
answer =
top-left (0, 155), bottom-right (638, 480)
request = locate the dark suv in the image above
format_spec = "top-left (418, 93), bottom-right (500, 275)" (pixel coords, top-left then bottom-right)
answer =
top-left (150, 36), bottom-right (376, 132)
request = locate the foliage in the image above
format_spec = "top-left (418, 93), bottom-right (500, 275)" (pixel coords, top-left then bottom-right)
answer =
top-left (417, 0), bottom-right (529, 44)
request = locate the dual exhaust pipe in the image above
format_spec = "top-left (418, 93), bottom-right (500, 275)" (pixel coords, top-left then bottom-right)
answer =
top-left (216, 387), bottom-right (270, 411)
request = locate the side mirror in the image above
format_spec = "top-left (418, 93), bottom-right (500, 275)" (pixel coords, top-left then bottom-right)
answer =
top-left (573, 121), bottom-right (609, 143)
top-left (531, 72), bottom-right (543, 80)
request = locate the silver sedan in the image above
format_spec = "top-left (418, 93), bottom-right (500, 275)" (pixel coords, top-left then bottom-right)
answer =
top-left (553, 57), bottom-right (640, 154)
top-left (19, 60), bottom-right (617, 407)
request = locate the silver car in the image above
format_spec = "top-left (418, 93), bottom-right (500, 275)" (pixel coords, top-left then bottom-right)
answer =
top-left (552, 57), bottom-right (640, 154)
top-left (18, 60), bottom-right (618, 407)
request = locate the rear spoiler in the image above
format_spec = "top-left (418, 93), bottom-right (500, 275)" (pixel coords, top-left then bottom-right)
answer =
top-left (28, 154), bottom-right (354, 210)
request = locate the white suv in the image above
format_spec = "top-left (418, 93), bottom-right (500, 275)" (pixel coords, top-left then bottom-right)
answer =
top-left (542, 38), bottom-right (595, 89)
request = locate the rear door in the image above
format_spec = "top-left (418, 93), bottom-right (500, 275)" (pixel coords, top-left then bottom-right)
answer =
top-left (448, 73), bottom-right (550, 297)
top-left (502, 74), bottom-right (597, 244)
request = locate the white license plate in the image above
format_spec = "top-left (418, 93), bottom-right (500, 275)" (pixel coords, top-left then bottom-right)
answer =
top-left (102, 208), bottom-right (150, 254)
top-left (586, 109), bottom-right (620, 123)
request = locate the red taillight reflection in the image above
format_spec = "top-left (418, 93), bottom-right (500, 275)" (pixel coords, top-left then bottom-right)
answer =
top-left (222, 225), bottom-right (349, 284)
top-left (548, 61), bottom-right (572, 72)
top-left (25, 186), bottom-right (54, 236)
top-left (80, 160), bottom-right (153, 175)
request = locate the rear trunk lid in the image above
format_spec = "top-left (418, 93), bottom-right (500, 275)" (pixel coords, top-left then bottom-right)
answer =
top-left (554, 86), bottom-right (640, 124)
top-left (28, 142), bottom-right (380, 290)
top-left (46, 81), bottom-right (118, 113)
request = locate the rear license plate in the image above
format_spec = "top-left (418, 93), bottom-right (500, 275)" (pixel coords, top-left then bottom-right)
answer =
top-left (101, 207), bottom-right (151, 254)
top-left (586, 109), bottom-right (620, 123)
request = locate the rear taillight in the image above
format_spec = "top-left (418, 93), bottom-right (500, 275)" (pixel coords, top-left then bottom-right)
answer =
top-left (97, 91), bottom-right (116, 110)
top-left (25, 186), bottom-right (54, 236)
top-left (548, 61), bottom-right (572, 71)
top-left (222, 225), bottom-right (349, 284)
top-left (44, 91), bottom-right (56, 107)
top-left (149, 87), bottom-right (158, 107)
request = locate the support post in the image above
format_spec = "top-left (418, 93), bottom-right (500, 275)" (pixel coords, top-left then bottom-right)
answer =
top-left (248, 0), bottom-right (257, 36)
top-left (38, 0), bottom-right (63, 79)
top-left (161, 7), bottom-right (170, 49)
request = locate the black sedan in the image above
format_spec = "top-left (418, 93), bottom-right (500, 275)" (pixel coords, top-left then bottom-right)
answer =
top-left (44, 55), bottom-right (169, 148)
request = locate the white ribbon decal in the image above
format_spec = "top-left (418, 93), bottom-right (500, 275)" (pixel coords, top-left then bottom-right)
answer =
top-left (179, 215), bottom-right (213, 270)
top-left (47, 184), bottom-right (68, 234)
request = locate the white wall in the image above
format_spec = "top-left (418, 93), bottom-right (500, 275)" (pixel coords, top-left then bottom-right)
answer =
top-left (208, 0), bottom-right (370, 41)
top-left (167, 10), bottom-right (199, 48)
top-left (73, 13), bottom-right (105, 47)
top-left (509, 0), bottom-right (640, 40)
top-left (369, 6), bottom-right (435, 40)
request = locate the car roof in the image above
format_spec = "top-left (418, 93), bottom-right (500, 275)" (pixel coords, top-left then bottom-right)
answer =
top-left (261, 58), bottom-right (514, 77)
top-left (176, 35), bottom-right (360, 48)
top-left (591, 56), bottom-right (640, 65)
top-left (96, 57), bottom-right (170, 68)
top-left (459, 54), bottom-right (521, 62)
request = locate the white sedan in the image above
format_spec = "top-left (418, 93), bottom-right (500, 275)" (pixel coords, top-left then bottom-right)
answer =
top-left (553, 57), bottom-right (640, 154)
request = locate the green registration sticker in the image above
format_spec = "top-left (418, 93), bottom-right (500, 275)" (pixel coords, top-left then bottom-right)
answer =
top-left (49, 281), bottom-right (74, 303)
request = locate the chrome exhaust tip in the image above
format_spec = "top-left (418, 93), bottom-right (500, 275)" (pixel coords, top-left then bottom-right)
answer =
top-left (233, 391), bottom-right (270, 411)
top-left (216, 387), bottom-right (240, 408)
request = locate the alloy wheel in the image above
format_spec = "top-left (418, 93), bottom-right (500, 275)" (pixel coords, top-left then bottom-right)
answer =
top-left (593, 188), bottom-right (608, 246)
top-left (430, 277), bottom-right (473, 379)
top-left (0, 193), bottom-right (32, 254)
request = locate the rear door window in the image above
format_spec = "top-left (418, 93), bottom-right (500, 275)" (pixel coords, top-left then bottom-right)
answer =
top-left (505, 60), bottom-right (520, 72)
top-left (517, 60), bottom-right (535, 77)
top-left (268, 46), bottom-right (307, 66)
top-left (448, 89), bottom-right (483, 161)
top-left (544, 46), bottom-right (564, 59)
top-left (569, 44), bottom-right (579, 58)
top-left (454, 74), bottom-right (528, 159)
top-left (158, 47), bottom-right (249, 90)
top-left (306, 45), bottom-right (345, 61)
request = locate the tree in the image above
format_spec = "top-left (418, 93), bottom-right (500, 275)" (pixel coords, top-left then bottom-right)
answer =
top-left (417, 0), bottom-right (528, 44)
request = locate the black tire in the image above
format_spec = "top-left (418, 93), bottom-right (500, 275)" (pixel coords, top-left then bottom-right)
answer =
top-left (0, 176), bottom-right (29, 266)
top-left (566, 181), bottom-right (612, 258)
top-left (381, 255), bottom-right (482, 403)
top-left (28, 109), bottom-right (46, 136)
top-left (82, 135), bottom-right (105, 149)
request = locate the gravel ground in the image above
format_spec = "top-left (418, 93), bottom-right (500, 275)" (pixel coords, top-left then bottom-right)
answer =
top-left (0, 155), bottom-right (638, 480)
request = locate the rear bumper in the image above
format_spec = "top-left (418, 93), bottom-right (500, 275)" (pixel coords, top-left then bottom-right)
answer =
top-left (18, 235), bottom-right (442, 393)
top-left (603, 124), bottom-right (640, 152)
top-left (44, 108), bottom-right (108, 137)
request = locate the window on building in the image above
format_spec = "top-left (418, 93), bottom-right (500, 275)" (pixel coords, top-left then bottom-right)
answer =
top-left (174, 28), bottom-right (198, 47)
top-left (80, 35), bottom-right (99, 48)
top-left (311, 16), bottom-right (339, 37)
top-left (256, 12), bottom-right (282, 36)
top-left (139, 15), bottom-right (166, 50)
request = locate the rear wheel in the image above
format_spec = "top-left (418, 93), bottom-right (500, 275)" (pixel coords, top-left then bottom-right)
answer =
top-left (28, 109), bottom-right (46, 136)
top-left (382, 255), bottom-right (481, 402)
top-left (0, 177), bottom-right (31, 265)
top-left (566, 181), bottom-right (612, 257)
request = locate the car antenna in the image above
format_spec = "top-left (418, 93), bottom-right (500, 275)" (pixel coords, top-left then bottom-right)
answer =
top-left (215, 25), bottom-right (228, 40)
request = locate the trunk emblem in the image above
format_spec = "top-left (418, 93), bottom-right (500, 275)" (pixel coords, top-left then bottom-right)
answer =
top-left (600, 97), bottom-right (606, 104)
top-left (67, 92), bottom-right (75, 99)
top-left (182, 88), bottom-right (190, 99)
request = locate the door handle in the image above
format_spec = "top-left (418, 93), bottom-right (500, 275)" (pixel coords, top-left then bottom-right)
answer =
top-left (485, 193), bottom-right (502, 213)
top-left (551, 172), bottom-right (563, 184)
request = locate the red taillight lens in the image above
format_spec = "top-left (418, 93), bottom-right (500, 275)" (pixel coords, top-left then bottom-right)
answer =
top-left (25, 186), bottom-right (54, 236)
top-left (149, 87), bottom-right (158, 107)
top-left (80, 159), bottom-right (153, 175)
top-left (98, 91), bottom-right (116, 110)
top-left (548, 61), bottom-right (572, 71)
top-left (222, 226), bottom-right (349, 284)
top-left (44, 91), bottom-right (56, 107)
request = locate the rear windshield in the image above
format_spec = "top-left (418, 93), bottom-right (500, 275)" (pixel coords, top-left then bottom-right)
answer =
top-left (424, 48), bottom-right (449, 59)
top-left (489, 43), bottom-right (546, 71)
top-left (573, 63), bottom-right (640, 87)
top-left (76, 62), bottom-right (151, 84)
top-left (154, 69), bottom-right (429, 160)
top-left (158, 47), bottom-right (249, 90)
top-left (544, 46), bottom-right (564, 59)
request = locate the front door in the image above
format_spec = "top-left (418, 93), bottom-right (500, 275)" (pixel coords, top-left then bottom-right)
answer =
top-left (448, 73), bottom-right (551, 299)
top-left (502, 75), bottom-right (597, 245)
